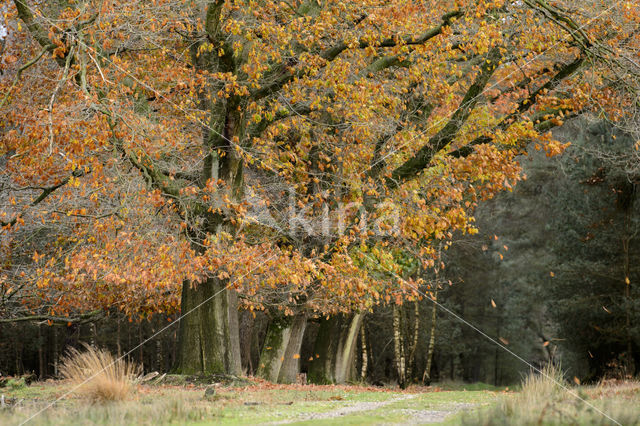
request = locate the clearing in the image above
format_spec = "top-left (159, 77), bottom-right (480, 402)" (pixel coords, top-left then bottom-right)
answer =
top-left (0, 378), bottom-right (499, 425)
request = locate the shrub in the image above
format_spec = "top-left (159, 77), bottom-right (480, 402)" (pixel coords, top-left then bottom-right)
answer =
top-left (60, 345), bottom-right (141, 402)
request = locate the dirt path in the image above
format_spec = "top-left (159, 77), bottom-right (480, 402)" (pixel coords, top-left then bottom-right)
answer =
top-left (390, 402), bottom-right (477, 423)
top-left (270, 395), bottom-right (475, 424)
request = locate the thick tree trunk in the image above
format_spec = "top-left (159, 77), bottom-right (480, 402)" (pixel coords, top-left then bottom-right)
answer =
top-left (257, 316), bottom-right (293, 382)
top-left (308, 313), bottom-right (364, 384)
top-left (175, 277), bottom-right (234, 375)
top-left (278, 315), bottom-right (307, 384)
top-left (257, 314), bottom-right (307, 383)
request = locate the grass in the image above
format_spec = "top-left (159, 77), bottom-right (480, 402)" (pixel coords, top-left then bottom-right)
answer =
top-left (0, 380), bottom-right (498, 425)
top-left (458, 365), bottom-right (640, 425)
top-left (1, 369), bottom-right (637, 425)
top-left (59, 346), bottom-right (141, 402)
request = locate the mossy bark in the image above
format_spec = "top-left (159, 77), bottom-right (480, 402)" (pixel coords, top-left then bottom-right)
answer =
top-left (308, 313), bottom-right (363, 384)
top-left (257, 316), bottom-right (293, 382)
top-left (175, 277), bottom-right (233, 375)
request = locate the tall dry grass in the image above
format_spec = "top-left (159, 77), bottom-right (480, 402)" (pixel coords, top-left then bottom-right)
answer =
top-left (60, 345), bottom-right (141, 402)
top-left (463, 364), bottom-right (640, 425)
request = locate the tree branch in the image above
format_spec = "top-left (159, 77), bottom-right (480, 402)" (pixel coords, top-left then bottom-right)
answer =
top-left (13, 0), bottom-right (53, 51)
top-left (387, 47), bottom-right (502, 188)
top-left (448, 55), bottom-right (585, 158)
top-left (0, 310), bottom-right (102, 324)
top-left (1, 168), bottom-right (87, 228)
top-left (250, 10), bottom-right (462, 101)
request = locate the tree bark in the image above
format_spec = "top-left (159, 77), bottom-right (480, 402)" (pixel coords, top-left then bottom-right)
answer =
top-left (393, 305), bottom-right (407, 388)
top-left (227, 291), bottom-right (243, 375)
top-left (257, 316), bottom-right (294, 382)
top-left (407, 300), bottom-right (420, 380)
top-left (423, 292), bottom-right (438, 385)
top-left (278, 315), bottom-right (307, 384)
top-left (175, 277), bottom-right (231, 375)
top-left (308, 313), bottom-right (364, 384)
top-left (360, 322), bottom-right (368, 381)
top-left (622, 191), bottom-right (636, 375)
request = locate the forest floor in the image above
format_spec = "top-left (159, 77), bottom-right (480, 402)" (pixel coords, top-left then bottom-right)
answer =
top-left (1, 377), bottom-right (638, 425)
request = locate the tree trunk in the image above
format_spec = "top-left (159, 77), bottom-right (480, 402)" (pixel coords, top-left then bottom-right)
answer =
top-left (360, 323), bottom-right (368, 381)
top-left (227, 291), bottom-right (242, 375)
top-left (257, 316), bottom-right (293, 382)
top-left (278, 315), bottom-right (307, 384)
top-left (175, 277), bottom-right (233, 375)
top-left (116, 317), bottom-right (122, 357)
top-left (308, 313), bottom-right (364, 384)
top-left (407, 300), bottom-right (420, 380)
top-left (393, 305), bottom-right (407, 388)
top-left (174, 3), bottom-right (246, 376)
top-left (256, 314), bottom-right (307, 383)
top-left (623, 201), bottom-right (636, 375)
top-left (38, 324), bottom-right (44, 378)
top-left (423, 292), bottom-right (438, 385)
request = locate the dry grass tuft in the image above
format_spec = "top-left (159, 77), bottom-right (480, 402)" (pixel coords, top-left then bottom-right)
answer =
top-left (60, 345), bottom-right (141, 402)
top-left (463, 364), bottom-right (640, 425)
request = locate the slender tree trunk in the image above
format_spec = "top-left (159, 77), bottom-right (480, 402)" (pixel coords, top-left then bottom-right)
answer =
top-left (227, 291), bottom-right (242, 375)
top-left (153, 318), bottom-right (163, 371)
top-left (494, 313), bottom-right (500, 386)
top-left (309, 314), bottom-right (364, 384)
top-left (53, 326), bottom-right (59, 377)
top-left (360, 322), bottom-right (368, 381)
top-left (116, 317), bottom-right (122, 357)
top-left (91, 322), bottom-right (97, 347)
top-left (623, 203), bottom-right (635, 375)
top-left (38, 324), bottom-right (44, 378)
top-left (138, 322), bottom-right (144, 368)
top-left (407, 300), bottom-right (420, 380)
top-left (423, 291), bottom-right (438, 385)
top-left (393, 305), bottom-right (407, 388)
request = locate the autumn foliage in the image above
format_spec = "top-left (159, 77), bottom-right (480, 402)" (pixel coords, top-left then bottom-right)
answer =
top-left (0, 0), bottom-right (638, 352)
